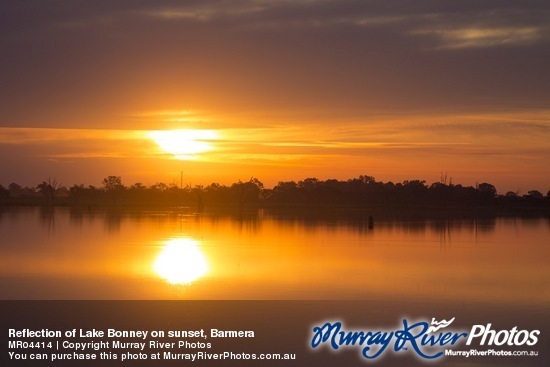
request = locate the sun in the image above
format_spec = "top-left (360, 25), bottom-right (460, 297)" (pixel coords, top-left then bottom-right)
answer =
top-left (148, 129), bottom-right (218, 160)
top-left (153, 238), bottom-right (209, 284)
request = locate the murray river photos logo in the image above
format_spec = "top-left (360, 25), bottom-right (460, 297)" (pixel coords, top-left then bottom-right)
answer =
top-left (310, 317), bottom-right (540, 361)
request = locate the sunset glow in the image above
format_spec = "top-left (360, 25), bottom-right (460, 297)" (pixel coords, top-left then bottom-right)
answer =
top-left (148, 130), bottom-right (219, 160)
top-left (0, 1), bottom-right (548, 193)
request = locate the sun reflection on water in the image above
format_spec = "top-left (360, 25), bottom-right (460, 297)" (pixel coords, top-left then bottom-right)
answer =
top-left (153, 238), bottom-right (208, 284)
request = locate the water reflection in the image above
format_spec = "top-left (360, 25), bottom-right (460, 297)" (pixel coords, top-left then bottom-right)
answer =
top-left (153, 238), bottom-right (208, 285)
top-left (39, 206), bottom-right (55, 235)
top-left (0, 207), bottom-right (549, 304)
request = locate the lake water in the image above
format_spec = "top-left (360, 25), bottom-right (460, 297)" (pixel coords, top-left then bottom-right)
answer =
top-left (1, 206), bottom-right (548, 304)
top-left (2, 207), bottom-right (550, 366)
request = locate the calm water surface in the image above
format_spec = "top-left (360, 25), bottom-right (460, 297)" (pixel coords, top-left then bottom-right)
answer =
top-left (0, 207), bottom-right (548, 304)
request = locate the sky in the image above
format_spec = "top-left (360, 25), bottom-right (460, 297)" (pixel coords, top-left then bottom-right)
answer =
top-left (1, 0), bottom-right (549, 193)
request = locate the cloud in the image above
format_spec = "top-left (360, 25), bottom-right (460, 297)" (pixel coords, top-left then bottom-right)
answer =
top-left (140, 1), bottom-right (268, 22)
top-left (404, 6), bottom-right (550, 49)
top-left (0, 128), bottom-right (140, 144)
top-left (127, 110), bottom-right (213, 126)
top-left (413, 26), bottom-right (545, 49)
top-left (2, 0), bottom-right (550, 131)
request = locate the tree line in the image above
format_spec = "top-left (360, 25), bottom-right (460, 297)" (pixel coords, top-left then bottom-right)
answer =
top-left (0, 175), bottom-right (548, 213)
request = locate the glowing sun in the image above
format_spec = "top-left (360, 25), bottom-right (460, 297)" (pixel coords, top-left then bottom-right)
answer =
top-left (148, 129), bottom-right (218, 160)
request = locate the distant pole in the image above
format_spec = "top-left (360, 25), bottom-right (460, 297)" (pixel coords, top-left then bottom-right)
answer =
top-left (180, 171), bottom-right (183, 190)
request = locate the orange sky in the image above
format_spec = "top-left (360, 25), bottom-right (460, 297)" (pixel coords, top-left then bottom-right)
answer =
top-left (0, 1), bottom-right (549, 193)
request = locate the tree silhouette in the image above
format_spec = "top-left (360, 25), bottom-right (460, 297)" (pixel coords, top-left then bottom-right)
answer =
top-left (0, 184), bottom-right (9, 201)
top-left (477, 182), bottom-right (497, 197)
top-left (69, 184), bottom-right (86, 204)
top-left (231, 177), bottom-right (264, 212)
top-left (0, 174), bottom-right (547, 215)
top-left (37, 177), bottom-right (61, 205)
top-left (8, 183), bottom-right (23, 198)
top-left (527, 190), bottom-right (543, 199)
top-left (102, 176), bottom-right (124, 204)
top-left (193, 185), bottom-right (205, 212)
